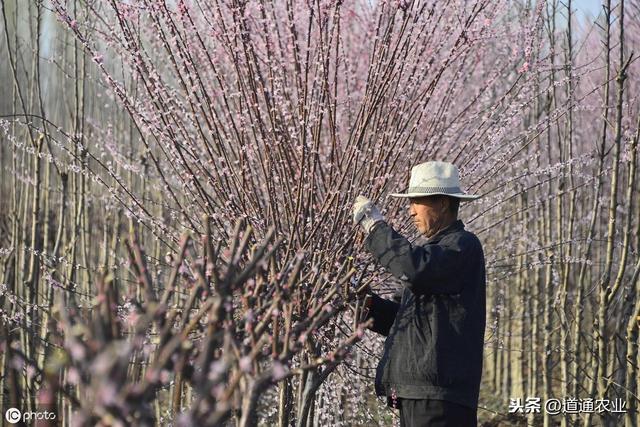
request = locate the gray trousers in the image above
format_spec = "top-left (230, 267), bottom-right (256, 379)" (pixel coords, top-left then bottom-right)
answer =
top-left (398, 399), bottom-right (477, 427)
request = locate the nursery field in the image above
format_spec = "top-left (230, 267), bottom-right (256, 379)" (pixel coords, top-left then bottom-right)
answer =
top-left (1, 0), bottom-right (640, 426)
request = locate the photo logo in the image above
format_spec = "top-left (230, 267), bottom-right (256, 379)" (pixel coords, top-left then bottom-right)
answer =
top-left (4, 407), bottom-right (56, 424)
top-left (5, 408), bottom-right (21, 424)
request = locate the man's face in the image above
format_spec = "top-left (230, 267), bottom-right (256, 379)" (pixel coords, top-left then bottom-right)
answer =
top-left (409, 196), bottom-right (451, 238)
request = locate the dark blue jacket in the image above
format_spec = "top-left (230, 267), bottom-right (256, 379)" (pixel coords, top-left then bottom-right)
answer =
top-left (364, 219), bottom-right (486, 409)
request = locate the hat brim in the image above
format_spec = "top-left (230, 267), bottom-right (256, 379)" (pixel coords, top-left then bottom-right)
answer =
top-left (389, 192), bottom-right (481, 201)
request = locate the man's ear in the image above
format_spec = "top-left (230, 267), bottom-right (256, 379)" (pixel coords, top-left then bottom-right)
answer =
top-left (440, 196), bottom-right (450, 215)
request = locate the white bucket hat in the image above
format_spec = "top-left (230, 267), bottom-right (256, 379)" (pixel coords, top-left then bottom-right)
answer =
top-left (390, 161), bottom-right (480, 200)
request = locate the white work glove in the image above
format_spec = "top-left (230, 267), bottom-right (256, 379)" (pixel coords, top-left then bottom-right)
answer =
top-left (352, 195), bottom-right (384, 233)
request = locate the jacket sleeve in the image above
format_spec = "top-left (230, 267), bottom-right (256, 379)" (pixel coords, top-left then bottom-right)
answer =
top-left (365, 293), bottom-right (400, 336)
top-left (364, 222), bottom-right (471, 295)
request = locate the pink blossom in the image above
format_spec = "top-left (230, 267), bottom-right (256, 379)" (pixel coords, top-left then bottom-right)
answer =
top-left (69, 342), bottom-right (86, 360)
top-left (518, 61), bottom-right (530, 73)
top-left (271, 361), bottom-right (287, 381)
top-left (239, 356), bottom-right (252, 373)
top-left (159, 369), bottom-right (170, 384)
top-left (67, 367), bottom-right (80, 385)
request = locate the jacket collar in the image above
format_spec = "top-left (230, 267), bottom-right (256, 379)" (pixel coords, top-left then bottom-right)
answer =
top-left (426, 219), bottom-right (465, 243)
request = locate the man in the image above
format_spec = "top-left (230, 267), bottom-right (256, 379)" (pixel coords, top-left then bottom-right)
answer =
top-left (352, 161), bottom-right (486, 427)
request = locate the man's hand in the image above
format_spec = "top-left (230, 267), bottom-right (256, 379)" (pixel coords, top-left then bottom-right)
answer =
top-left (352, 195), bottom-right (384, 233)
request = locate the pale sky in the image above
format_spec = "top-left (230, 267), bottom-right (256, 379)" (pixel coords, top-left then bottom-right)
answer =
top-left (575, 0), bottom-right (604, 17)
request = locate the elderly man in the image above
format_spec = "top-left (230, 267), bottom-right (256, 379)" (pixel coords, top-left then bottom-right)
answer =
top-left (353, 161), bottom-right (486, 427)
